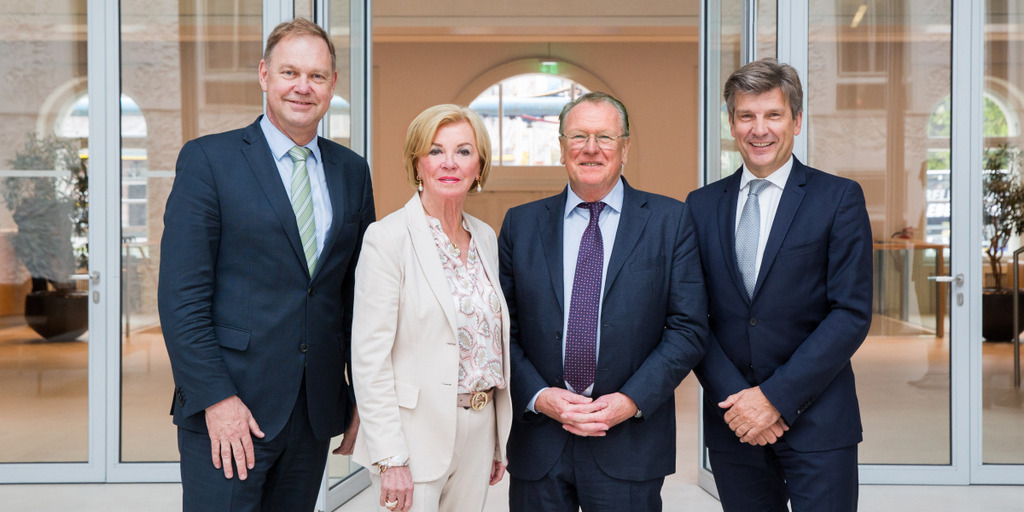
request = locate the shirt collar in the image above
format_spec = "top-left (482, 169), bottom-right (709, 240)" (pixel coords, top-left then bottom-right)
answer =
top-left (260, 115), bottom-right (322, 165)
top-left (564, 177), bottom-right (624, 220)
top-left (740, 154), bottom-right (793, 192)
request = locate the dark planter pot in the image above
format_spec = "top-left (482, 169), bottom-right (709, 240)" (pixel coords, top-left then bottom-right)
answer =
top-left (24, 290), bottom-right (88, 342)
top-left (981, 289), bottom-right (1024, 342)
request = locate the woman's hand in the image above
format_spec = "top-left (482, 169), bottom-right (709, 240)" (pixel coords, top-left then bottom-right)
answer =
top-left (489, 459), bottom-right (506, 485)
top-left (380, 465), bottom-right (414, 511)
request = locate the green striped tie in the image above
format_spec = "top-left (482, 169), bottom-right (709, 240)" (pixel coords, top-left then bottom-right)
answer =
top-left (288, 146), bottom-right (318, 276)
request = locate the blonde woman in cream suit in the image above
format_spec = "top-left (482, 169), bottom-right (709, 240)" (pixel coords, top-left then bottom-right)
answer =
top-left (350, 104), bottom-right (512, 512)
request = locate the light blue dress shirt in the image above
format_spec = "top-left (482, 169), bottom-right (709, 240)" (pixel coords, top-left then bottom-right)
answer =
top-left (527, 178), bottom-right (624, 411)
top-left (260, 115), bottom-right (333, 260)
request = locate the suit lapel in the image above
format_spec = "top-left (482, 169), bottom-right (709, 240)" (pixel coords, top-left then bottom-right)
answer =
top-left (313, 138), bottom-right (348, 282)
top-left (241, 120), bottom-right (308, 274)
top-left (405, 194), bottom-right (459, 335)
top-left (717, 170), bottom-right (748, 301)
top-left (753, 158), bottom-right (808, 297)
top-left (542, 191), bottom-right (567, 318)
top-left (604, 180), bottom-right (650, 296)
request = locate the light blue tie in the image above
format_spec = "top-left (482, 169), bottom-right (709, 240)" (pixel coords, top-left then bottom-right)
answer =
top-left (736, 179), bottom-right (770, 298)
top-left (288, 146), bottom-right (318, 276)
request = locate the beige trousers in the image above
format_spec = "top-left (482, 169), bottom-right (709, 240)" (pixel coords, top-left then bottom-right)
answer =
top-left (370, 400), bottom-right (497, 512)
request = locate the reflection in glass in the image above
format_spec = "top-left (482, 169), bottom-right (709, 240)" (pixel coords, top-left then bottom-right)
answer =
top-left (119, 0), bottom-right (262, 462)
top-left (0, 3), bottom-right (90, 463)
top-left (982, 0), bottom-right (1024, 465)
top-left (756, 0), bottom-right (777, 60)
top-left (808, 1), bottom-right (952, 465)
top-left (470, 73), bottom-right (589, 167)
top-left (713, 0), bottom-right (744, 183)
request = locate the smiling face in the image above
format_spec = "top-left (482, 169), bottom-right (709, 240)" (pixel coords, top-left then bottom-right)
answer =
top-left (259, 34), bottom-right (337, 145)
top-left (416, 121), bottom-right (481, 205)
top-left (560, 101), bottom-right (631, 202)
top-left (729, 87), bottom-right (802, 178)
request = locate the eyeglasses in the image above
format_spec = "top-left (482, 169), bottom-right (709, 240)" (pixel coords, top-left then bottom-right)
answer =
top-left (560, 132), bottom-right (628, 149)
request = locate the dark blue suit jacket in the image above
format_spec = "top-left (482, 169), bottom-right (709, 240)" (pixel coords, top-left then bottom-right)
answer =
top-left (686, 158), bottom-right (872, 453)
top-left (498, 179), bottom-right (708, 482)
top-left (158, 117), bottom-right (375, 442)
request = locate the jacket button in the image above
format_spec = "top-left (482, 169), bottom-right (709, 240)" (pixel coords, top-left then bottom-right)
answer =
top-left (307, 288), bottom-right (314, 296)
top-left (299, 343), bottom-right (308, 353)
top-left (749, 318), bottom-right (758, 326)
top-left (555, 331), bottom-right (562, 340)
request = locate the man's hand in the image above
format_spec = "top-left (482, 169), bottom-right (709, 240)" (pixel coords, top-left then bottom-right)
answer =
top-left (332, 405), bottom-right (359, 456)
top-left (719, 386), bottom-right (783, 444)
top-left (205, 395), bottom-right (264, 480)
top-left (745, 418), bottom-right (789, 446)
top-left (558, 392), bottom-right (638, 437)
top-left (534, 387), bottom-right (606, 425)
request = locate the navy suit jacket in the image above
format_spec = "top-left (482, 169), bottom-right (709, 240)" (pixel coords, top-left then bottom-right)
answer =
top-left (686, 158), bottom-right (872, 453)
top-left (158, 117), bottom-right (375, 442)
top-left (498, 179), bottom-right (708, 481)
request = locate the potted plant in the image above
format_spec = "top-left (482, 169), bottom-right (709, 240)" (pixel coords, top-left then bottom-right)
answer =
top-left (982, 143), bottom-right (1024, 341)
top-left (1, 133), bottom-right (89, 341)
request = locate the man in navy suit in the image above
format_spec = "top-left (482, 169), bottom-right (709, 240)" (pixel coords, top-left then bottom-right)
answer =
top-left (158, 18), bottom-right (374, 511)
top-left (686, 58), bottom-right (872, 511)
top-left (499, 92), bottom-right (708, 511)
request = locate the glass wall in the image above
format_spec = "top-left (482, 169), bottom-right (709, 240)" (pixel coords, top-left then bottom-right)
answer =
top-left (807, 1), bottom-right (953, 464)
top-left (982, 0), bottom-right (1024, 466)
top-left (119, 0), bottom-right (263, 463)
top-left (0, 1), bottom-right (91, 464)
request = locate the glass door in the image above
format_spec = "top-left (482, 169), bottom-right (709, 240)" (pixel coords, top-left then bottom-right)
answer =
top-left (0, 0), bottom-right (106, 482)
top-left (975, 0), bottom-right (1024, 484)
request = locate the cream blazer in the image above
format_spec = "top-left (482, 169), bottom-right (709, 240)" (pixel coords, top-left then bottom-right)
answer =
top-left (351, 193), bottom-right (512, 483)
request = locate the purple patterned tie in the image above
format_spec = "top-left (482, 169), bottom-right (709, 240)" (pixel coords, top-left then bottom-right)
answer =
top-left (565, 201), bottom-right (605, 394)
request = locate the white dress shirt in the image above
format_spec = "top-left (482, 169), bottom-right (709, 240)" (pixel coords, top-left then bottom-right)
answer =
top-left (734, 156), bottom-right (794, 275)
top-left (261, 115), bottom-right (333, 259)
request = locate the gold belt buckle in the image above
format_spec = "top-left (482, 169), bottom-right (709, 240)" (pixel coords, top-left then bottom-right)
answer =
top-left (470, 391), bottom-right (489, 411)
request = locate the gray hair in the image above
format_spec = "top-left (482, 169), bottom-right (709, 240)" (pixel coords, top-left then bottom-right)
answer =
top-left (724, 58), bottom-right (802, 120)
top-left (558, 91), bottom-right (630, 137)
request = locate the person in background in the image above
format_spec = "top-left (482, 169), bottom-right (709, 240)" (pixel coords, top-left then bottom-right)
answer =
top-left (159, 17), bottom-right (374, 512)
top-left (351, 104), bottom-right (511, 512)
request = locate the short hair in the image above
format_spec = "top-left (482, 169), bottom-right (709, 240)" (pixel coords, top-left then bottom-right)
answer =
top-left (403, 104), bottom-right (493, 194)
top-left (264, 18), bottom-right (336, 71)
top-left (558, 91), bottom-right (630, 137)
top-left (724, 58), bottom-right (803, 121)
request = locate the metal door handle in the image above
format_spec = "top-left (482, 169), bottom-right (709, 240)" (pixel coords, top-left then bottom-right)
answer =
top-left (927, 273), bottom-right (963, 286)
top-left (69, 271), bottom-right (100, 285)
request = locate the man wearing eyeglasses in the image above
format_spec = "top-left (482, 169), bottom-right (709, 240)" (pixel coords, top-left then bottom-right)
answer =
top-left (498, 91), bottom-right (708, 511)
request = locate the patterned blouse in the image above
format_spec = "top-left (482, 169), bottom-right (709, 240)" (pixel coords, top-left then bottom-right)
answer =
top-left (425, 215), bottom-right (506, 394)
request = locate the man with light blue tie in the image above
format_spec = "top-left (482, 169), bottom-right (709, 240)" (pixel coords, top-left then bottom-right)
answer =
top-left (686, 58), bottom-right (873, 511)
top-left (158, 18), bottom-right (374, 511)
top-left (499, 92), bottom-right (708, 511)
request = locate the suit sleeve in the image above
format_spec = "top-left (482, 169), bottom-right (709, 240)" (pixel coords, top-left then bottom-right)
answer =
top-left (693, 330), bottom-right (754, 415)
top-left (498, 209), bottom-right (551, 419)
top-left (343, 161), bottom-right (376, 416)
top-left (350, 223), bottom-right (410, 462)
top-left (618, 203), bottom-right (709, 417)
top-left (157, 140), bottom-right (238, 418)
top-left (759, 181), bottom-right (873, 425)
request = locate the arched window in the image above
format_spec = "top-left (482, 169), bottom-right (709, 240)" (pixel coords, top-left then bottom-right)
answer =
top-left (469, 74), bottom-right (589, 167)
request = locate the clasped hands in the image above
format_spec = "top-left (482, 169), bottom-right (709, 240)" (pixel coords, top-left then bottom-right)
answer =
top-left (719, 386), bottom-right (789, 446)
top-left (536, 388), bottom-right (638, 437)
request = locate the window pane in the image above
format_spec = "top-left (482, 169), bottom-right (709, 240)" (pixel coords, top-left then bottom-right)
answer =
top-left (119, 0), bottom-right (262, 463)
top-left (808, 0), bottom-right (952, 465)
top-left (0, 2), bottom-right (90, 463)
top-left (470, 73), bottom-right (588, 167)
top-left (982, 0), bottom-right (1024, 466)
